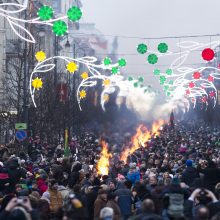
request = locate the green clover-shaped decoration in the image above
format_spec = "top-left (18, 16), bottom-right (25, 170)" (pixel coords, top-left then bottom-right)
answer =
top-left (164, 85), bottom-right (169, 91)
top-left (38, 5), bottom-right (54, 21)
top-left (147, 54), bottom-right (158, 64)
top-left (118, 58), bottom-right (127, 67)
top-left (144, 89), bottom-right (148, 93)
top-left (137, 43), bottom-right (147, 54)
top-left (153, 69), bottom-right (160, 75)
top-left (166, 68), bottom-right (173, 75)
top-left (158, 43), bottom-right (168, 53)
top-left (128, 76), bottom-right (134, 81)
top-left (166, 91), bottom-right (171, 96)
top-left (169, 80), bottom-right (174, 85)
top-left (160, 75), bottom-right (167, 82)
top-left (133, 82), bottom-right (139, 88)
top-left (138, 77), bottom-right (144, 83)
top-left (160, 76), bottom-right (167, 85)
top-left (52, 21), bottom-right (67, 36)
top-left (103, 57), bottom-right (112, 66)
top-left (111, 67), bottom-right (119, 74)
top-left (67, 6), bottom-right (82, 22)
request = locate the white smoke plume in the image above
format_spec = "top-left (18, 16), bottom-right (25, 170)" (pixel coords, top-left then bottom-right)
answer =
top-left (124, 86), bottom-right (189, 122)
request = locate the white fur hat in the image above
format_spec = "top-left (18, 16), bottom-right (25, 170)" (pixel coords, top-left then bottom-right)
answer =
top-left (100, 207), bottom-right (113, 219)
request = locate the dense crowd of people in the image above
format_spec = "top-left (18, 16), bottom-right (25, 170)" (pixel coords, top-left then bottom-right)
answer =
top-left (0, 120), bottom-right (220, 219)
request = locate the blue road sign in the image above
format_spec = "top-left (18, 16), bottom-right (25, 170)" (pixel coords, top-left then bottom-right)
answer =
top-left (15, 130), bottom-right (27, 142)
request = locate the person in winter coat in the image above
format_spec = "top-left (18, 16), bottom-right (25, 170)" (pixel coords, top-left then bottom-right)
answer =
top-left (106, 192), bottom-right (121, 220)
top-left (37, 175), bottom-right (48, 194)
top-left (41, 179), bottom-right (63, 213)
top-left (184, 188), bottom-right (218, 219)
top-left (181, 159), bottom-right (199, 187)
top-left (127, 167), bottom-right (140, 185)
top-left (7, 158), bottom-right (26, 193)
top-left (133, 183), bottom-right (151, 214)
top-left (115, 181), bottom-right (133, 220)
top-left (0, 197), bottom-right (39, 220)
top-left (131, 199), bottom-right (163, 220)
top-left (0, 162), bottom-right (9, 193)
top-left (94, 189), bottom-right (108, 220)
top-left (50, 164), bottom-right (63, 184)
top-left (38, 199), bottom-right (51, 220)
top-left (68, 161), bottom-right (82, 187)
top-left (202, 161), bottom-right (220, 191)
top-left (162, 178), bottom-right (185, 219)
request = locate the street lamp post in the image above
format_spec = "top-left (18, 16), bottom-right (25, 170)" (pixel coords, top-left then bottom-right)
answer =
top-left (22, 5), bottom-right (29, 133)
top-left (54, 35), bottom-right (59, 86)
top-left (65, 38), bottom-right (89, 137)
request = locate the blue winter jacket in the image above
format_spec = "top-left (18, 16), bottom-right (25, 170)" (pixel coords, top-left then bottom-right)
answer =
top-left (127, 170), bottom-right (140, 184)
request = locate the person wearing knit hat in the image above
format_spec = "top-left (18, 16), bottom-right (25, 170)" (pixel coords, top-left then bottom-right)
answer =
top-left (186, 159), bottom-right (193, 167)
top-left (100, 207), bottom-right (113, 220)
top-left (182, 159), bottom-right (199, 187)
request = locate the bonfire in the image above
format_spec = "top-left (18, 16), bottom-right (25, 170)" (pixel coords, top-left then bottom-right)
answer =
top-left (120, 120), bottom-right (164, 162)
top-left (97, 141), bottom-right (112, 175)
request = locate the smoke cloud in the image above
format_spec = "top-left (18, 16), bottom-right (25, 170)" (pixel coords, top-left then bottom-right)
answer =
top-left (124, 86), bottom-right (188, 122)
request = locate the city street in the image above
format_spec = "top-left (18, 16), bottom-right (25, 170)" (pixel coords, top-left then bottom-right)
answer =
top-left (0, 1), bottom-right (220, 220)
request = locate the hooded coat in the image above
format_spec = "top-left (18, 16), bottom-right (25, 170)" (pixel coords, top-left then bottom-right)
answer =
top-left (127, 170), bottom-right (140, 184)
top-left (7, 159), bottom-right (26, 191)
top-left (181, 166), bottom-right (199, 186)
top-left (93, 195), bottom-right (107, 220)
top-left (115, 182), bottom-right (133, 217)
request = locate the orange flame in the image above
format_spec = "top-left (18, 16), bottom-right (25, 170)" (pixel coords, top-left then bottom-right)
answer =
top-left (97, 141), bottom-right (112, 175)
top-left (120, 120), bottom-right (164, 162)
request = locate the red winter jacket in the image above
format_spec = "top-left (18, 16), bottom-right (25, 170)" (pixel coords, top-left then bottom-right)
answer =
top-left (37, 178), bottom-right (48, 194)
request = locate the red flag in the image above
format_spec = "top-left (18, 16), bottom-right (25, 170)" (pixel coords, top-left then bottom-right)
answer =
top-left (57, 83), bottom-right (68, 103)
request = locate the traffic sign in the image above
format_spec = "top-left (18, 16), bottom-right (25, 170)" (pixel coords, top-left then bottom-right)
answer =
top-left (15, 123), bottom-right (27, 130)
top-left (15, 130), bottom-right (27, 142)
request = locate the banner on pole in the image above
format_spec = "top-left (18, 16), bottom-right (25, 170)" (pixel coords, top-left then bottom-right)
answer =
top-left (64, 129), bottom-right (70, 157)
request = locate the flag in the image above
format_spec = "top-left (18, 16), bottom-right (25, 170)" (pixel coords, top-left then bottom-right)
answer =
top-left (89, 37), bottom-right (108, 52)
top-left (64, 129), bottom-right (70, 157)
top-left (57, 83), bottom-right (68, 103)
top-left (93, 91), bottom-right (98, 106)
top-left (170, 111), bottom-right (175, 128)
top-left (90, 38), bottom-right (108, 50)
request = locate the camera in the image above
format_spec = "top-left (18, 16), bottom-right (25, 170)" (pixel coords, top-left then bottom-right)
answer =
top-left (198, 188), bottom-right (209, 205)
top-left (199, 188), bottom-right (207, 197)
top-left (16, 196), bottom-right (28, 205)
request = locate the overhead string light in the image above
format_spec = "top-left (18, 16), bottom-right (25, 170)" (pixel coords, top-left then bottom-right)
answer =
top-left (137, 40), bottom-right (220, 108)
top-left (31, 52), bottom-right (157, 111)
top-left (0, 1), bottom-right (82, 43)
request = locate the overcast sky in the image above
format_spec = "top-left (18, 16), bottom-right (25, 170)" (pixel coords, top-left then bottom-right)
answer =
top-left (83, 0), bottom-right (220, 38)
top-left (82, 0), bottom-right (220, 84)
